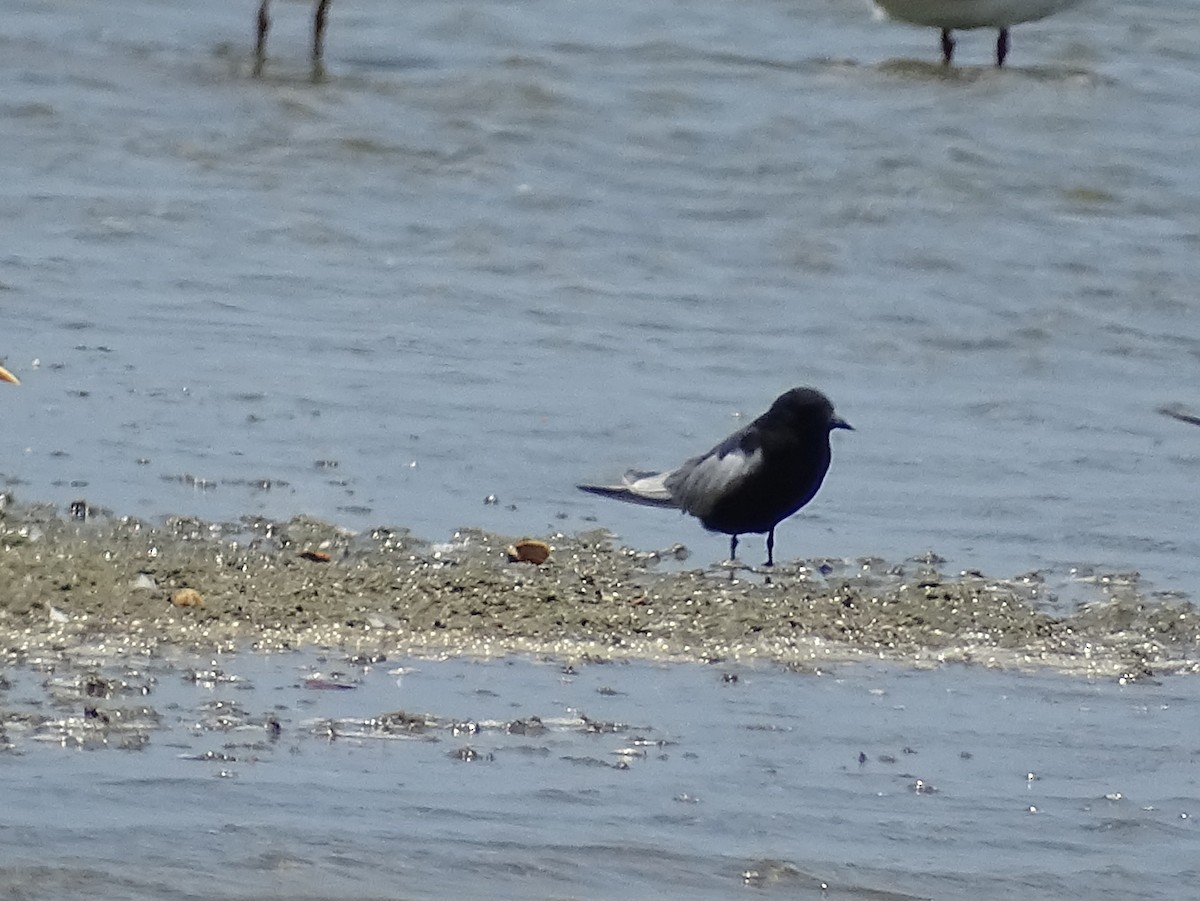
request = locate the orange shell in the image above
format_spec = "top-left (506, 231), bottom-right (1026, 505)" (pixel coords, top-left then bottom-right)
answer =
top-left (506, 539), bottom-right (551, 565)
top-left (171, 588), bottom-right (205, 608)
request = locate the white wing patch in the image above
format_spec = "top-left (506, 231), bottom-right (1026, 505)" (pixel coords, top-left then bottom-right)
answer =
top-left (621, 469), bottom-right (674, 503)
top-left (671, 446), bottom-right (763, 518)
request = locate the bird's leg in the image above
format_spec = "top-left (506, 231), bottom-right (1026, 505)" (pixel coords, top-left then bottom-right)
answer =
top-left (941, 28), bottom-right (954, 66)
top-left (996, 28), bottom-right (1010, 67)
top-left (765, 528), bottom-right (775, 568)
top-left (729, 534), bottom-right (739, 563)
top-left (313, 0), bottom-right (332, 62)
top-left (254, 0), bottom-right (270, 76)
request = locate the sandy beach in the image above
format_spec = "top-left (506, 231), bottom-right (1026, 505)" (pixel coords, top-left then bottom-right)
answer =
top-left (2, 498), bottom-right (1195, 679)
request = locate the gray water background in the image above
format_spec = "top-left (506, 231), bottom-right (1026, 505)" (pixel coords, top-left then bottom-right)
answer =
top-left (2, 652), bottom-right (1198, 901)
top-left (2, 0), bottom-right (1199, 590)
top-left (3, 4), bottom-right (1200, 897)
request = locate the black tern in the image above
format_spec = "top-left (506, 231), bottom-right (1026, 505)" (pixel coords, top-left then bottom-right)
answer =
top-left (578, 387), bottom-right (852, 566)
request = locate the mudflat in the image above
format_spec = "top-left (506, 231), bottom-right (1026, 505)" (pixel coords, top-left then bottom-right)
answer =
top-left (1, 500), bottom-right (1195, 679)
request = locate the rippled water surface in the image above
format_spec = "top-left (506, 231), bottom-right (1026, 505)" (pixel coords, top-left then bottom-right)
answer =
top-left (3, 1), bottom-right (1200, 589)
top-left (2, 6), bottom-right (1200, 893)
top-left (2, 653), bottom-right (1198, 901)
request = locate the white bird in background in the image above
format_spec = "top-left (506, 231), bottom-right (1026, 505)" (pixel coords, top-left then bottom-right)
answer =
top-left (872, 0), bottom-right (1087, 66)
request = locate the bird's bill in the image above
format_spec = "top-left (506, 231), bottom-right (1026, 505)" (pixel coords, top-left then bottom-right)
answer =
top-left (0, 365), bottom-right (19, 385)
top-left (831, 415), bottom-right (853, 431)
top-left (1159, 404), bottom-right (1200, 428)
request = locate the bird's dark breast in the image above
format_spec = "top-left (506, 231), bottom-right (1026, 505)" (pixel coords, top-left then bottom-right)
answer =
top-left (699, 441), bottom-right (831, 535)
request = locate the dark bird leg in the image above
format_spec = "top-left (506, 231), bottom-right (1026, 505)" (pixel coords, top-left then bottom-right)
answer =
top-left (313, 0), bottom-right (332, 62)
top-left (254, 0), bottom-right (270, 76)
top-left (996, 28), bottom-right (1010, 67)
top-left (729, 534), bottom-right (739, 563)
top-left (765, 528), bottom-right (775, 568)
top-left (941, 28), bottom-right (954, 66)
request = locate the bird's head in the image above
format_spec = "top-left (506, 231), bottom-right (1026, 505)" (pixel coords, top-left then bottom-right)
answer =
top-left (771, 386), bottom-right (853, 434)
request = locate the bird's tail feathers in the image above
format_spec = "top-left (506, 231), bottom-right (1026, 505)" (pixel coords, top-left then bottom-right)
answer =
top-left (577, 469), bottom-right (677, 508)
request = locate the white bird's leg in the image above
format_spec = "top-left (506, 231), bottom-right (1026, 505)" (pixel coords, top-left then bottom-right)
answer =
top-left (313, 0), bottom-right (332, 62)
top-left (254, 0), bottom-right (270, 75)
top-left (941, 28), bottom-right (954, 65)
top-left (996, 28), bottom-right (1010, 66)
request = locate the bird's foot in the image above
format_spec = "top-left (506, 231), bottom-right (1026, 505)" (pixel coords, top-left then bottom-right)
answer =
top-left (941, 28), bottom-right (955, 66)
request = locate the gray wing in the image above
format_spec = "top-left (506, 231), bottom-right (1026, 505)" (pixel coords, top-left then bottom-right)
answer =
top-left (665, 440), bottom-right (764, 519)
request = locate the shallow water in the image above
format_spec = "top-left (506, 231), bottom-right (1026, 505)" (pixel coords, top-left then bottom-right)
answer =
top-left (1, 1), bottom-right (1199, 594)
top-left (1, 652), bottom-right (1197, 900)
top-left (2, 0), bottom-right (1200, 593)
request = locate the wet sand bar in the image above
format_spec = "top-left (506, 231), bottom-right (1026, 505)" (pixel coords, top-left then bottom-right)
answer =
top-left (1, 500), bottom-right (1196, 679)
